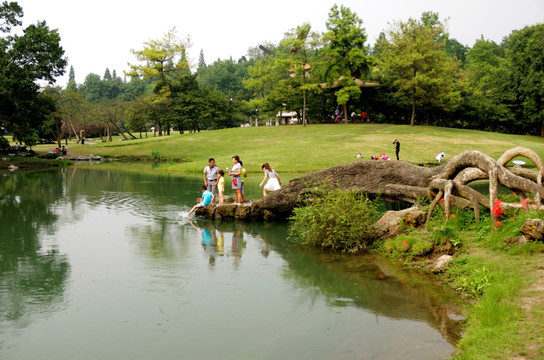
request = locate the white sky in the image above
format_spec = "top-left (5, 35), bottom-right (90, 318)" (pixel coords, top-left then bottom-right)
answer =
top-left (15, 0), bottom-right (544, 85)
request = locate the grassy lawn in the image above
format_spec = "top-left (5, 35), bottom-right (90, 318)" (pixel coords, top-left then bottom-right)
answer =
top-left (34, 123), bottom-right (544, 173)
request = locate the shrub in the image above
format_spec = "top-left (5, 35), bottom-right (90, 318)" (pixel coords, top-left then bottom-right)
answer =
top-left (151, 151), bottom-right (161, 162)
top-left (288, 190), bottom-right (379, 253)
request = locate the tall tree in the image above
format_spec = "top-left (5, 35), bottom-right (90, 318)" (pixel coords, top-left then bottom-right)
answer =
top-left (377, 12), bottom-right (461, 126)
top-left (127, 27), bottom-right (191, 93)
top-left (463, 38), bottom-right (512, 132)
top-left (243, 43), bottom-right (280, 100)
top-left (197, 57), bottom-right (251, 100)
top-left (505, 24), bottom-right (544, 136)
top-left (103, 68), bottom-right (112, 81)
top-left (120, 76), bottom-right (152, 101)
top-left (66, 65), bottom-right (77, 92)
top-left (198, 49), bottom-right (206, 69)
top-left (445, 38), bottom-right (469, 65)
top-left (79, 73), bottom-right (104, 103)
top-left (281, 23), bottom-right (321, 126)
top-left (127, 27), bottom-right (192, 135)
top-left (0, 1), bottom-right (67, 144)
top-left (322, 5), bottom-right (374, 123)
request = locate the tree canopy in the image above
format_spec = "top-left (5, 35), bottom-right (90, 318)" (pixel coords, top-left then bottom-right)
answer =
top-left (4, 3), bottom-right (544, 148)
top-left (505, 24), bottom-right (544, 136)
top-left (0, 1), bottom-right (66, 144)
top-left (376, 12), bottom-right (461, 126)
top-left (322, 5), bottom-right (374, 123)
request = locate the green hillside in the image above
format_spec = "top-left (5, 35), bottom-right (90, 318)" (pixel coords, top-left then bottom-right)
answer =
top-left (42, 124), bottom-right (544, 173)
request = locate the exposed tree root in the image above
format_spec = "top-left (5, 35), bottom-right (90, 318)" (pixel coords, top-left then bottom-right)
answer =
top-left (427, 147), bottom-right (544, 223)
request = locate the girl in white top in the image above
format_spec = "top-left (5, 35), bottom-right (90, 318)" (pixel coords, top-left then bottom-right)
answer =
top-left (259, 162), bottom-right (282, 197)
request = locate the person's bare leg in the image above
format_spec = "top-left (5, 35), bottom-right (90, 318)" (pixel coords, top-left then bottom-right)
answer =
top-left (188, 204), bottom-right (198, 216)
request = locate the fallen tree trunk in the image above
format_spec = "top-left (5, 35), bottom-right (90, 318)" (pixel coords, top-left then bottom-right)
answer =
top-left (250, 160), bottom-right (441, 220)
top-left (248, 147), bottom-right (544, 223)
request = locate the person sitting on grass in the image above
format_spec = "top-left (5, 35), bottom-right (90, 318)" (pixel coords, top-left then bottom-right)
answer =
top-left (188, 185), bottom-right (215, 216)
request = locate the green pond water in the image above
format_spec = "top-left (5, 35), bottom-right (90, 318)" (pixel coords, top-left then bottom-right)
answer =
top-left (0, 165), bottom-right (464, 359)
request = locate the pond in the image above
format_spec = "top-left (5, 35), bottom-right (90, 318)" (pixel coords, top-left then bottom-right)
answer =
top-left (0, 166), bottom-right (463, 360)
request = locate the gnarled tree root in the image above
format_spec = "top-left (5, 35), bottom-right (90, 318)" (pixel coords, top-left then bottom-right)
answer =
top-left (427, 147), bottom-right (544, 223)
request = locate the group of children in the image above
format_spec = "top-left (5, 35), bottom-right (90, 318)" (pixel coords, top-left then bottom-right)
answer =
top-left (188, 157), bottom-right (282, 216)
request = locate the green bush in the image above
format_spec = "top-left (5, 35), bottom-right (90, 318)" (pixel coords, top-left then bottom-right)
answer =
top-left (288, 190), bottom-right (379, 253)
top-left (151, 151), bottom-right (161, 162)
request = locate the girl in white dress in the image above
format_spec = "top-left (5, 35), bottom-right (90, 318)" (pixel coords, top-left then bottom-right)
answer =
top-left (259, 163), bottom-right (282, 197)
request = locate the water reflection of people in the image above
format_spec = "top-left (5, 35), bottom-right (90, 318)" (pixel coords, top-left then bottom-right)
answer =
top-left (217, 231), bottom-right (224, 256)
top-left (190, 220), bottom-right (218, 265)
top-left (190, 220), bottom-right (214, 246)
top-left (232, 230), bottom-right (244, 258)
top-left (230, 230), bottom-right (246, 270)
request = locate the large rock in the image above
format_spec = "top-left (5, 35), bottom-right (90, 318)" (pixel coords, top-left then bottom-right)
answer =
top-left (372, 207), bottom-right (427, 238)
top-left (215, 204), bottom-right (237, 221)
top-left (504, 235), bottom-right (529, 247)
top-left (220, 195), bottom-right (235, 204)
top-left (195, 205), bottom-right (215, 219)
top-left (520, 218), bottom-right (544, 241)
top-left (234, 205), bottom-right (251, 221)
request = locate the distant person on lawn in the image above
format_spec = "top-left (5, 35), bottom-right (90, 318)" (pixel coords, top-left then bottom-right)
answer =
top-left (393, 139), bottom-right (400, 160)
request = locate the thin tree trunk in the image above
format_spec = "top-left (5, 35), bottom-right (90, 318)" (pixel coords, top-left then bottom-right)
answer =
top-left (410, 69), bottom-right (417, 126)
top-left (303, 89), bottom-right (307, 127)
top-left (69, 118), bottom-right (79, 142)
top-left (302, 62), bottom-right (307, 126)
top-left (110, 120), bottom-right (129, 140)
top-left (410, 96), bottom-right (416, 126)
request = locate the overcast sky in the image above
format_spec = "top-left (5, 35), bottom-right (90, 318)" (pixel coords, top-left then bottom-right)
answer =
top-left (16, 0), bottom-right (544, 85)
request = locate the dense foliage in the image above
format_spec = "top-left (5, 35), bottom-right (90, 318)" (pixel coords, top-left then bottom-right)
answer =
top-left (0, 1), bottom-right (66, 146)
top-left (288, 190), bottom-right (379, 253)
top-left (2, 1), bottom-right (543, 148)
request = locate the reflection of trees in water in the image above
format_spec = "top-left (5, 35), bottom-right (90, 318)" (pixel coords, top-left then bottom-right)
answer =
top-left (127, 217), bottom-right (191, 262)
top-left (244, 222), bottom-right (464, 346)
top-left (0, 171), bottom-right (70, 325)
top-left (0, 168), bottom-right (461, 345)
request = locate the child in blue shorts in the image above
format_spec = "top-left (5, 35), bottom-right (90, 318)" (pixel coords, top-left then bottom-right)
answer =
top-left (188, 185), bottom-right (214, 216)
